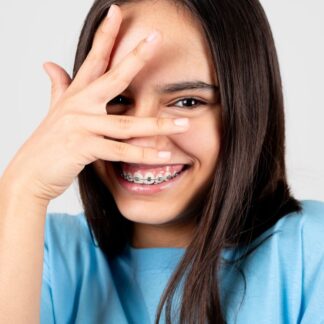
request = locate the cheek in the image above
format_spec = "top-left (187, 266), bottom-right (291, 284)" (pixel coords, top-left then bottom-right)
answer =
top-left (173, 113), bottom-right (221, 165)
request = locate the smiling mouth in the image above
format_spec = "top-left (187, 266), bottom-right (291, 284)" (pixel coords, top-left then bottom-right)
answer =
top-left (111, 162), bottom-right (192, 185)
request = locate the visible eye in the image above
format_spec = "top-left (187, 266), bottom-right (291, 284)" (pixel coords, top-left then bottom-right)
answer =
top-left (171, 98), bottom-right (206, 109)
top-left (107, 95), bottom-right (132, 106)
top-left (106, 96), bottom-right (207, 111)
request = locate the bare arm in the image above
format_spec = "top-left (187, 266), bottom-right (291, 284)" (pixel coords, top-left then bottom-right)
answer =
top-left (0, 176), bottom-right (49, 324)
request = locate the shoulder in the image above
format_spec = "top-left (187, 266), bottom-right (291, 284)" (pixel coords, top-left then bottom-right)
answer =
top-left (222, 200), bottom-right (324, 322)
top-left (43, 211), bottom-right (97, 261)
top-left (298, 199), bottom-right (324, 237)
top-left (42, 210), bottom-right (105, 289)
top-left (44, 211), bottom-right (92, 243)
top-left (273, 199), bottom-right (324, 247)
top-left (274, 200), bottom-right (324, 321)
top-left (249, 199), bottom-right (324, 281)
top-left (228, 200), bottom-right (324, 321)
top-left (239, 200), bottom-right (324, 268)
top-left (41, 212), bottom-right (116, 323)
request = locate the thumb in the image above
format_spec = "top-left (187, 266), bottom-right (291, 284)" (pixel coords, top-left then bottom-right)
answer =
top-left (42, 61), bottom-right (72, 109)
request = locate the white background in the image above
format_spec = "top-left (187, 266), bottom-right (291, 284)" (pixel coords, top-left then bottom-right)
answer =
top-left (0, 0), bottom-right (323, 214)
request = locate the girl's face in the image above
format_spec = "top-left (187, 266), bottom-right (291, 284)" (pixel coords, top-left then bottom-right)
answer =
top-left (93, 0), bottom-right (222, 247)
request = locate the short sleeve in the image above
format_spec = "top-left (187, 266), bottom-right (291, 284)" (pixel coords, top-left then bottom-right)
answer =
top-left (299, 200), bottom-right (324, 323)
top-left (40, 213), bottom-right (55, 324)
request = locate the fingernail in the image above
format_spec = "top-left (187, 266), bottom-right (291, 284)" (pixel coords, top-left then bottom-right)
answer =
top-left (174, 118), bottom-right (189, 127)
top-left (145, 31), bottom-right (159, 43)
top-left (158, 151), bottom-right (171, 159)
top-left (107, 4), bottom-right (116, 18)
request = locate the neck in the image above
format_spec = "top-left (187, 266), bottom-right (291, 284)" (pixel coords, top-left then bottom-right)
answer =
top-left (131, 221), bottom-right (195, 248)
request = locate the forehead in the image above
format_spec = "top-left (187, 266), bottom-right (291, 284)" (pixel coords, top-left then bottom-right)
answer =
top-left (104, 0), bottom-right (217, 88)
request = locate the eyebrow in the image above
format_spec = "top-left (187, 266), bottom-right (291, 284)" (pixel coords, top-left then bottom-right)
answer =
top-left (155, 81), bottom-right (219, 94)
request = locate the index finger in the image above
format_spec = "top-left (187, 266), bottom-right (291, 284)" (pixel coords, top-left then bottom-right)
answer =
top-left (68, 4), bottom-right (122, 95)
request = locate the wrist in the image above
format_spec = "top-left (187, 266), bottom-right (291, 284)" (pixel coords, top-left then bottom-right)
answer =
top-left (0, 172), bottom-right (50, 210)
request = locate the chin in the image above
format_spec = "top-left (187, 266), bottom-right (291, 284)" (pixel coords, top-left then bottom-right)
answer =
top-left (114, 197), bottom-right (183, 225)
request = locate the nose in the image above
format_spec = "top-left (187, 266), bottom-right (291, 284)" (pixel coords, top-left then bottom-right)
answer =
top-left (125, 135), bottom-right (160, 147)
top-left (122, 98), bottom-right (164, 149)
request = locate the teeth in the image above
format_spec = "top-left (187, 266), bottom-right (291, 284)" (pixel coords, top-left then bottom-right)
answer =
top-left (121, 170), bottom-right (182, 184)
top-left (133, 172), bottom-right (144, 184)
top-left (126, 173), bottom-right (133, 182)
top-left (164, 172), bottom-right (172, 181)
top-left (154, 173), bottom-right (165, 184)
top-left (143, 172), bottom-right (155, 185)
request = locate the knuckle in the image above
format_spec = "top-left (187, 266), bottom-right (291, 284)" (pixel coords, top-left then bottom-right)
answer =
top-left (114, 141), bottom-right (128, 157)
top-left (108, 70), bottom-right (128, 89)
top-left (156, 118), bottom-right (166, 130)
top-left (139, 148), bottom-right (148, 164)
top-left (86, 50), bottom-right (98, 62)
top-left (117, 116), bottom-right (133, 130)
top-left (88, 51), bottom-right (106, 67)
top-left (132, 45), bottom-right (148, 64)
top-left (99, 24), bottom-right (117, 40)
top-left (98, 24), bottom-right (108, 36)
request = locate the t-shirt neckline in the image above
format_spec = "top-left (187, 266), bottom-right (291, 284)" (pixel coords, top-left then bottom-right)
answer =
top-left (123, 242), bottom-right (186, 272)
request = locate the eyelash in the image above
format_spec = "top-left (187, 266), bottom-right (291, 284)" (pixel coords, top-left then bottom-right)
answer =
top-left (107, 96), bottom-right (206, 109)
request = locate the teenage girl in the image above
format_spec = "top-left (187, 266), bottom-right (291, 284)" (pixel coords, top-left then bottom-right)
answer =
top-left (1, 1), bottom-right (323, 323)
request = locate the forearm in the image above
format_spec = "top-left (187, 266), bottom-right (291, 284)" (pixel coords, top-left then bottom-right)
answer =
top-left (0, 176), bottom-right (49, 324)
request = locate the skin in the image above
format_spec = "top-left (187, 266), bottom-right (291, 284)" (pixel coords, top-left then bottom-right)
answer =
top-left (93, 0), bottom-right (222, 248)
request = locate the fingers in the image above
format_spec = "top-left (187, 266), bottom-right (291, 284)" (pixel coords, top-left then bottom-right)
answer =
top-left (85, 136), bottom-right (172, 165)
top-left (43, 62), bottom-right (72, 110)
top-left (68, 4), bottom-right (122, 95)
top-left (77, 114), bottom-right (190, 139)
top-left (80, 30), bottom-right (162, 106)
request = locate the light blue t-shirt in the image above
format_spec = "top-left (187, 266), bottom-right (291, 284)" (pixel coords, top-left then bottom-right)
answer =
top-left (40, 200), bottom-right (324, 323)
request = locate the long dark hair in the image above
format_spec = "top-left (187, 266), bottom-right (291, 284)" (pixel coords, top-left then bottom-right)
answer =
top-left (75, 0), bottom-right (302, 323)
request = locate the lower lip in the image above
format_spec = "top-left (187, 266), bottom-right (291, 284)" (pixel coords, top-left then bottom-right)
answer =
top-left (110, 163), bottom-right (190, 195)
